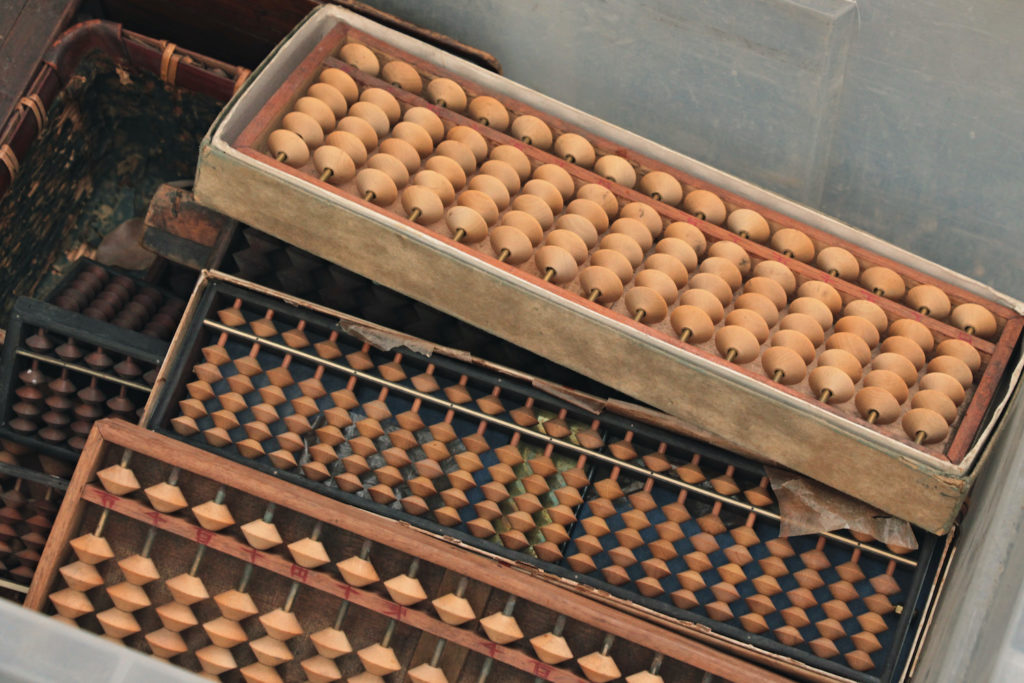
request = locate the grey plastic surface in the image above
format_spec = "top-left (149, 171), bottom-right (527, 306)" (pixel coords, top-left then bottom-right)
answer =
top-left (361, 0), bottom-right (1024, 300)
top-left (0, 598), bottom-right (199, 682)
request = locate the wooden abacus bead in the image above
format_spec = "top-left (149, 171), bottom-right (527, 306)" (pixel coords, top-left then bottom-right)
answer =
top-left (716, 325), bottom-right (760, 363)
top-left (546, 229), bottom-right (590, 264)
top-left (771, 329), bottom-right (817, 364)
top-left (935, 339), bottom-right (982, 372)
top-left (950, 303), bottom-right (998, 338)
top-left (366, 152), bottom-right (409, 187)
top-left (888, 318), bottom-right (935, 352)
top-left (707, 241), bottom-right (752, 276)
top-left (312, 146), bottom-right (355, 184)
top-left (533, 164), bottom-right (575, 203)
top-left (479, 159), bottom-right (522, 194)
top-left (489, 144), bottom-right (531, 181)
top-left (468, 95), bottom-right (510, 130)
top-left (809, 365), bottom-right (856, 403)
top-left (920, 372), bottom-right (966, 405)
top-left (643, 253), bottom-right (688, 288)
top-left (423, 155), bottom-right (465, 190)
top-left (611, 217), bottom-right (654, 251)
top-left (880, 335), bottom-right (927, 370)
top-left (664, 221), bottom-right (707, 257)
top-left (599, 232), bottom-right (644, 268)
top-left (580, 266), bottom-right (625, 303)
top-left (762, 346), bottom-right (807, 385)
top-left (682, 189), bottom-right (726, 224)
top-left (522, 178), bottom-right (565, 213)
top-left (912, 389), bottom-right (958, 423)
top-left (336, 115), bottom-right (379, 150)
top-left (639, 171), bottom-right (683, 205)
top-left (843, 299), bottom-right (887, 335)
top-left (325, 130), bottom-right (367, 164)
top-left (789, 296), bottom-right (834, 331)
top-left (725, 208), bottom-right (769, 242)
top-left (743, 276), bottom-right (788, 310)
top-left (818, 348), bottom-right (864, 382)
top-left (688, 272), bottom-right (734, 306)
top-left (626, 286), bottom-right (669, 323)
top-left (754, 260), bottom-right (797, 296)
top-left (725, 308), bottom-right (770, 343)
top-left (860, 266), bottom-right (906, 299)
top-left (577, 183), bottom-right (620, 219)
top-left (445, 206), bottom-right (489, 244)
top-left (435, 139), bottom-right (477, 176)
top-left (698, 257), bottom-right (742, 290)
top-left (447, 125), bottom-right (489, 163)
top-left (734, 292), bottom-right (780, 327)
top-left (655, 238), bottom-right (698, 272)
top-left (379, 137), bottom-right (421, 173)
top-left (591, 248), bottom-right (635, 283)
top-left (855, 386), bottom-right (902, 424)
top-left (779, 313), bottom-right (825, 347)
top-left (412, 169), bottom-right (456, 203)
top-left (503, 210), bottom-right (544, 245)
top-left (771, 228), bottom-right (815, 262)
top-left (294, 96), bottom-right (336, 132)
top-left (467, 174), bottom-right (511, 209)
top-left (927, 355), bottom-right (974, 388)
top-left (381, 59), bottom-right (422, 92)
top-left (906, 284), bottom-right (951, 318)
top-left (360, 87), bottom-right (401, 125)
top-left (835, 316), bottom-right (881, 349)
top-left (594, 154), bottom-right (636, 187)
top-left (554, 213), bottom-right (599, 248)
top-left (355, 167), bottom-right (398, 205)
top-left (535, 245), bottom-right (579, 283)
top-left (510, 114), bottom-right (553, 149)
top-left (306, 83), bottom-right (348, 118)
top-left (635, 269), bottom-right (679, 306)
top-left (267, 130), bottom-right (309, 167)
top-left (825, 332), bottom-right (872, 366)
top-left (457, 189), bottom-right (500, 225)
top-left (511, 193), bottom-right (555, 228)
top-left (401, 185), bottom-right (444, 223)
top-left (873, 352), bottom-right (919, 387)
top-left (554, 133), bottom-right (596, 167)
top-left (814, 246), bottom-right (860, 280)
top-left (318, 68), bottom-right (359, 104)
top-left (340, 42), bottom-right (379, 74)
top-left (671, 305), bottom-right (715, 343)
top-left (391, 121), bottom-right (435, 158)
top-left (902, 408), bottom-right (949, 444)
top-left (426, 77), bottom-right (467, 111)
top-left (349, 100), bottom-right (391, 138)
top-left (679, 288), bottom-right (725, 324)
top-left (863, 369), bottom-right (909, 404)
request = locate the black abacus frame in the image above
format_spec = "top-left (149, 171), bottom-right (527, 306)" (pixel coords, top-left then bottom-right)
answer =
top-left (145, 278), bottom-right (946, 683)
top-left (0, 296), bottom-right (168, 463)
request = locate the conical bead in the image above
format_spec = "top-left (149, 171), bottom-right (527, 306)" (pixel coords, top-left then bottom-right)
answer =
top-left (59, 560), bottom-right (104, 592)
top-left (241, 519), bottom-right (283, 549)
top-left (311, 627), bottom-right (352, 658)
top-left (288, 537), bottom-right (330, 568)
top-left (165, 573), bottom-right (209, 605)
top-left (96, 464), bottom-right (140, 495)
top-left (301, 655), bottom-right (342, 683)
top-left (479, 612), bottom-right (523, 644)
top-left (337, 556), bottom-right (379, 586)
top-left (144, 482), bottom-right (188, 513)
top-left (192, 501), bottom-right (235, 531)
top-left (196, 645), bottom-right (237, 674)
top-left (215, 589), bottom-right (259, 620)
top-left (358, 643), bottom-right (401, 676)
top-left (250, 635), bottom-right (294, 666)
top-left (432, 592), bottom-right (476, 625)
top-left (241, 662), bottom-right (285, 683)
top-left (408, 664), bottom-right (448, 683)
top-left (260, 608), bottom-right (304, 640)
top-left (156, 601), bottom-right (197, 631)
top-left (107, 581), bottom-right (151, 611)
top-left (145, 628), bottom-right (188, 659)
top-left (530, 632), bottom-right (574, 664)
top-left (204, 616), bottom-right (248, 648)
top-left (70, 533), bottom-right (113, 564)
top-left (384, 574), bottom-right (427, 605)
top-left (578, 651), bottom-right (622, 683)
top-left (97, 607), bottom-right (141, 638)
top-left (50, 588), bottom-right (93, 618)
top-left (118, 554), bottom-right (160, 585)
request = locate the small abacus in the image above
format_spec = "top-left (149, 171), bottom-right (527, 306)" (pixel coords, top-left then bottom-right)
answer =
top-left (145, 273), bottom-right (946, 681)
top-left (199, 8), bottom-right (1024, 533)
top-left (26, 419), bottom-right (798, 682)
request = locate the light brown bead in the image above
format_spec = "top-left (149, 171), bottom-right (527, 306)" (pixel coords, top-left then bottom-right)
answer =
top-left (743, 276), bottom-right (788, 310)
top-left (835, 315), bottom-right (881, 347)
top-left (554, 213), bottom-right (599, 248)
top-left (863, 369), bottom-right (909, 404)
top-left (336, 115), bottom-right (378, 150)
top-left (716, 325), bottom-right (761, 363)
top-left (294, 96), bottom-right (336, 132)
top-left (912, 389), bottom-right (958, 423)
top-left (888, 318), bottom-right (935, 353)
top-left (490, 225), bottom-right (533, 263)
top-left (626, 286), bottom-right (669, 323)
top-left (457, 189), bottom-right (500, 225)
top-left (348, 101), bottom-right (390, 138)
top-left (797, 280), bottom-right (842, 316)
top-left (340, 42), bottom-right (379, 74)
top-left (688, 272), bottom-right (734, 306)
top-left (818, 348), bottom-right (863, 382)
top-left (522, 178), bottom-right (564, 213)
top-left (754, 260), bottom-right (797, 296)
top-left (435, 139), bottom-right (477, 175)
top-left (920, 372), bottom-right (966, 405)
top-left (872, 352), bottom-right (919, 387)
top-left (772, 330), bottom-right (816, 364)
top-left (546, 229), bottom-right (589, 264)
top-left (391, 121), bottom-right (435, 158)
top-left (655, 237), bottom-right (698, 271)
top-left (816, 246), bottom-right (860, 280)
top-left (611, 217), bottom-right (654, 250)
top-left (927, 355), bottom-right (974, 388)
top-left (810, 366), bottom-right (855, 403)
top-left (880, 335), bottom-right (926, 370)
top-left (447, 125), bottom-right (489, 163)
top-left (318, 68), bottom-right (358, 104)
top-left (664, 221), bottom-right (706, 256)
top-left (643, 253), bottom-right (689, 288)
top-left (861, 266), bottom-right (906, 299)
top-left (594, 154), bottom-right (636, 187)
top-left (510, 115), bottom-right (553, 149)
top-left (726, 208), bottom-right (770, 242)
top-left (307, 82), bottom-right (348, 118)
top-left (935, 339), bottom-right (982, 372)
top-left (682, 189), bottom-right (727, 224)
top-left (366, 152), bottom-right (409, 187)
top-left (699, 257), bottom-right (743, 290)
top-left (355, 167), bottom-right (398, 205)
top-left (855, 386), bottom-right (902, 424)
top-left (381, 59), bottom-right (422, 92)
top-left (780, 313), bottom-right (825, 347)
top-left (671, 305), bottom-right (715, 343)
top-left (580, 266), bottom-right (625, 303)
top-left (636, 268), bottom-right (679, 305)
top-left (554, 133), bottom-right (596, 167)
top-left (423, 155), bottom-right (466, 190)
top-left (479, 159), bottom-right (522, 194)
top-left (468, 95), bottom-right (510, 130)
top-left (599, 232), bottom-right (644, 268)
top-left (268, 129), bottom-right (309, 167)
top-left (950, 303), bottom-right (998, 338)
top-left (679, 288), bottom-right (725, 323)
top-left (360, 87), bottom-right (401, 125)
top-left (762, 347), bottom-right (806, 385)
top-left (324, 129), bottom-right (367, 164)
top-left (282, 110), bottom-right (324, 147)
top-left (620, 202), bottom-right (663, 238)
top-left (771, 229), bottom-right (815, 262)
top-left (379, 137), bottom-right (421, 174)
top-left (511, 193), bottom-right (554, 228)
top-left (906, 284), bottom-right (952, 317)
top-left (902, 408), bottom-right (949, 444)
top-left (426, 78), bottom-right (467, 111)
top-left (535, 245), bottom-right (579, 283)
top-left (825, 332), bottom-right (872, 366)
top-left (845, 299), bottom-right (889, 335)
top-left (639, 171), bottom-right (684, 205)
top-left (789, 296), bottom-right (834, 331)
top-left (591, 248), bottom-right (635, 283)
top-left (413, 169), bottom-right (456, 204)
top-left (567, 198), bottom-right (610, 232)
top-left (726, 308), bottom-right (770, 343)
top-left (401, 185), bottom-right (444, 223)
top-left (468, 173), bottom-right (511, 209)
top-left (708, 241), bottom-right (752, 277)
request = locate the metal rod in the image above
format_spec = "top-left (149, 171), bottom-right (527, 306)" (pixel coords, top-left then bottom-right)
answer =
top-left (14, 348), bottom-right (151, 392)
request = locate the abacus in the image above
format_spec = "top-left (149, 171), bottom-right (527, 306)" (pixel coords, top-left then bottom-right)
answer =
top-left (0, 296), bottom-right (167, 462)
top-left (26, 418), bottom-right (804, 682)
top-left (143, 272), bottom-right (947, 681)
top-left (194, 6), bottom-right (1024, 533)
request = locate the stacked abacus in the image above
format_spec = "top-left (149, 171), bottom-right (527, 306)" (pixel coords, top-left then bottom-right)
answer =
top-left (147, 277), bottom-right (943, 681)
top-left (0, 452), bottom-right (64, 595)
top-left (27, 419), bottom-right (791, 683)
top-left (0, 297), bottom-right (166, 459)
top-left (229, 23), bottom-right (1023, 469)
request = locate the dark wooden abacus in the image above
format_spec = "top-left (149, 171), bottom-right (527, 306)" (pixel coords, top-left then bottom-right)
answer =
top-left (26, 419), bottom-right (798, 682)
top-left (143, 273), bottom-right (947, 682)
top-left (0, 296), bottom-right (167, 462)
